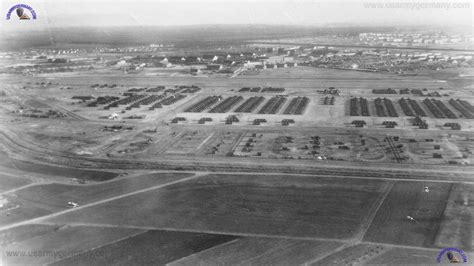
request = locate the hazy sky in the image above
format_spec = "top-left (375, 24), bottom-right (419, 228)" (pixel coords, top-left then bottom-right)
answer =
top-left (1, 0), bottom-right (472, 30)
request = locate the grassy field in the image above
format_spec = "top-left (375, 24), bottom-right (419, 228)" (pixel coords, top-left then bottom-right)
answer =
top-left (365, 246), bottom-right (451, 265)
top-left (0, 174), bottom-right (31, 193)
top-left (311, 243), bottom-right (444, 265)
top-left (1, 224), bottom-right (145, 265)
top-left (51, 230), bottom-right (238, 266)
top-left (434, 183), bottom-right (474, 251)
top-left (46, 174), bottom-right (388, 239)
top-left (170, 237), bottom-right (342, 265)
top-left (310, 243), bottom-right (387, 265)
top-left (1, 224), bottom-right (54, 246)
top-left (363, 181), bottom-right (452, 248)
top-left (0, 152), bottom-right (118, 182)
top-left (1, 172), bottom-right (193, 227)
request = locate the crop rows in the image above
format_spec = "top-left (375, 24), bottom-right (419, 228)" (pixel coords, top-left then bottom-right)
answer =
top-left (235, 96), bottom-right (265, 113)
top-left (383, 98), bottom-right (398, 117)
top-left (422, 98), bottom-right (456, 118)
top-left (360, 98), bottom-right (370, 116)
top-left (161, 94), bottom-right (186, 105)
top-left (458, 100), bottom-right (474, 113)
top-left (149, 95), bottom-right (187, 110)
top-left (127, 87), bottom-right (147, 92)
top-left (239, 87), bottom-right (262, 92)
top-left (258, 96), bottom-right (287, 114)
top-left (72, 96), bottom-right (94, 101)
top-left (181, 87), bottom-right (201, 93)
top-left (350, 98), bottom-right (360, 116)
top-left (349, 97), bottom-right (369, 116)
top-left (398, 98), bottom-right (414, 116)
top-left (408, 99), bottom-right (426, 117)
top-left (261, 87), bottom-right (285, 93)
top-left (283, 97), bottom-right (309, 115)
top-left (127, 95), bottom-right (165, 110)
top-left (372, 97), bottom-right (401, 117)
top-left (374, 98), bottom-right (386, 117)
top-left (448, 99), bottom-right (474, 119)
top-left (372, 88), bottom-right (397, 94)
top-left (185, 96), bottom-right (221, 112)
top-left (209, 96), bottom-right (244, 113)
top-left (423, 98), bottom-right (444, 118)
top-left (87, 96), bottom-right (119, 107)
top-left (104, 94), bottom-right (147, 109)
top-left (432, 99), bottom-right (457, 119)
top-left (145, 86), bottom-right (165, 92)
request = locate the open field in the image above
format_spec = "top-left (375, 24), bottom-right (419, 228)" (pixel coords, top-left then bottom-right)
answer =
top-left (311, 243), bottom-right (390, 265)
top-left (170, 237), bottom-right (342, 265)
top-left (0, 174), bottom-right (32, 193)
top-left (0, 150), bottom-right (118, 182)
top-left (45, 174), bottom-right (389, 239)
top-left (0, 29), bottom-right (473, 266)
top-left (0, 147), bottom-right (472, 265)
top-left (1, 224), bottom-right (145, 265)
top-left (363, 181), bottom-right (454, 249)
top-left (311, 243), bottom-right (445, 265)
top-left (50, 230), bottom-right (238, 266)
top-left (434, 183), bottom-right (474, 251)
top-left (3, 171), bottom-right (467, 265)
top-left (1, 172), bottom-right (193, 227)
top-left (365, 246), bottom-right (472, 265)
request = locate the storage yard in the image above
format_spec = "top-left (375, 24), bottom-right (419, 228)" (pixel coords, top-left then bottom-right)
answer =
top-left (1, 25), bottom-right (473, 265)
top-left (1, 66), bottom-right (473, 167)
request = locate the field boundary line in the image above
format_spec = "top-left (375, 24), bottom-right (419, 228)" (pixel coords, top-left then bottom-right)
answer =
top-left (35, 222), bottom-right (349, 243)
top-left (358, 182), bottom-right (395, 241)
top-left (196, 132), bottom-right (215, 150)
top-left (302, 242), bottom-right (356, 266)
top-left (360, 240), bottom-right (460, 252)
top-left (302, 182), bottom-right (394, 265)
top-left (0, 173), bottom-right (206, 232)
top-left (166, 238), bottom-right (241, 266)
top-left (28, 223), bottom-right (459, 253)
top-left (46, 229), bottom-right (148, 265)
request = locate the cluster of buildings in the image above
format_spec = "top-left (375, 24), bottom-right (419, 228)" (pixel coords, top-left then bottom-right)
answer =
top-left (252, 62), bottom-right (297, 69)
top-left (0, 44), bottom-right (176, 62)
top-left (2, 61), bottom-right (94, 74)
top-left (115, 52), bottom-right (278, 73)
top-left (2, 35), bottom-right (473, 76)
top-left (295, 45), bottom-right (474, 73)
top-left (0, 49), bottom-right (83, 60)
top-left (97, 44), bottom-right (175, 54)
top-left (359, 32), bottom-right (474, 47)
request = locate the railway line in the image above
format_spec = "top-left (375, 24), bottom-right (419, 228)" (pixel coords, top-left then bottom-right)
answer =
top-left (385, 136), bottom-right (403, 163)
top-left (26, 95), bottom-right (89, 121)
top-left (0, 127), bottom-right (473, 184)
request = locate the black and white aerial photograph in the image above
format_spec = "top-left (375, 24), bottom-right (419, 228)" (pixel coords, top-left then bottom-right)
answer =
top-left (0, 0), bottom-right (473, 265)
